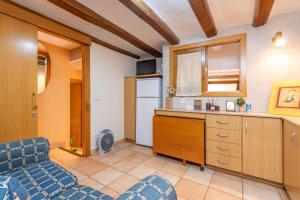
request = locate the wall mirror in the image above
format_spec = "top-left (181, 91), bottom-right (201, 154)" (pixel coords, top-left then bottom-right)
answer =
top-left (37, 42), bottom-right (51, 94)
top-left (169, 34), bottom-right (247, 97)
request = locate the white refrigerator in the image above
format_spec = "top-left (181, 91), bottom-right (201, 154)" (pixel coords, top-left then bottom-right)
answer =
top-left (136, 78), bottom-right (162, 147)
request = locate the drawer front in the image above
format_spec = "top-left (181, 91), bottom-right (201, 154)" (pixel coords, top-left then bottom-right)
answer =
top-left (206, 140), bottom-right (241, 158)
top-left (206, 152), bottom-right (242, 172)
top-left (206, 128), bottom-right (241, 144)
top-left (206, 114), bottom-right (241, 131)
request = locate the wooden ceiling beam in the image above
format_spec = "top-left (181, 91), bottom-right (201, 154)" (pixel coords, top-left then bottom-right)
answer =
top-left (118, 0), bottom-right (179, 45)
top-left (1, 0), bottom-right (140, 59)
top-left (47, 0), bottom-right (162, 57)
top-left (253, 0), bottom-right (275, 27)
top-left (188, 0), bottom-right (217, 37)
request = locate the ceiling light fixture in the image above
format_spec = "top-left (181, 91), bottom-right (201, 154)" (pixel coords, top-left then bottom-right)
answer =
top-left (272, 32), bottom-right (285, 47)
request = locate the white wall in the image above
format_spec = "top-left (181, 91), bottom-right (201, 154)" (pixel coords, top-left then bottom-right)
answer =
top-left (90, 43), bottom-right (136, 150)
top-left (162, 11), bottom-right (300, 113)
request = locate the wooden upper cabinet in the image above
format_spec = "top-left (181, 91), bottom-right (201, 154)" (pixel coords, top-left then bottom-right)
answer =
top-left (242, 117), bottom-right (283, 183)
top-left (124, 77), bottom-right (136, 140)
top-left (284, 120), bottom-right (300, 200)
top-left (0, 13), bottom-right (38, 142)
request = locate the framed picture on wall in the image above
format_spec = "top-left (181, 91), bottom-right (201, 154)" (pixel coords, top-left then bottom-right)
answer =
top-left (268, 80), bottom-right (300, 117)
top-left (226, 100), bottom-right (236, 112)
top-left (276, 86), bottom-right (300, 108)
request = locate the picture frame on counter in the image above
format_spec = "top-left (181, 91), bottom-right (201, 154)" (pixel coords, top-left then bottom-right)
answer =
top-left (226, 100), bottom-right (236, 112)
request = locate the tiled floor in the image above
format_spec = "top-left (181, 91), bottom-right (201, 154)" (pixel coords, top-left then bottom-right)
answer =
top-left (50, 141), bottom-right (290, 200)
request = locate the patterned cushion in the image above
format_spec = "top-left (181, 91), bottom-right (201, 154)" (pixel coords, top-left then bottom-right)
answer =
top-left (53, 185), bottom-right (113, 200)
top-left (0, 176), bottom-right (29, 200)
top-left (116, 175), bottom-right (177, 200)
top-left (11, 161), bottom-right (77, 200)
top-left (0, 137), bottom-right (50, 175)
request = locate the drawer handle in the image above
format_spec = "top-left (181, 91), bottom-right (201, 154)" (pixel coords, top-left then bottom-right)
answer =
top-left (217, 146), bottom-right (229, 151)
top-left (291, 132), bottom-right (296, 146)
top-left (217, 134), bottom-right (229, 138)
top-left (217, 160), bottom-right (229, 164)
top-left (216, 121), bottom-right (228, 124)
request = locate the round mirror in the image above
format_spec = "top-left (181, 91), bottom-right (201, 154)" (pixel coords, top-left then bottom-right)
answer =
top-left (37, 42), bottom-right (51, 94)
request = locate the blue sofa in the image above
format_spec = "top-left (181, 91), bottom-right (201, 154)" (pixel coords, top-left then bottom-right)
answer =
top-left (0, 138), bottom-right (177, 200)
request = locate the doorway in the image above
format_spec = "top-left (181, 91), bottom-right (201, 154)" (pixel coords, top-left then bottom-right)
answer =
top-left (37, 30), bottom-right (90, 156)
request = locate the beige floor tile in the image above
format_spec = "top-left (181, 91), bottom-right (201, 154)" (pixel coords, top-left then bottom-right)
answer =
top-left (128, 164), bottom-right (157, 179)
top-left (143, 156), bottom-right (169, 169)
top-left (91, 167), bottom-right (124, 185)
top-left (243, 178), bottom-right (277, 192)
top-left (111, 158), bottom-right (141, 172)
top-left (277, 187), bottom-right (290, 200)
top-left (68, 169), bottom-right (88, 182)
top-left (210, 172), bottom-right (243, 198)
top-left (117, 142), bottom-right (134, 149)
top-left (160, 162), bottom-right (188, 177)
top-left (130, 145), bottom-right (153, 155)
top-left (76, 161), bottom-right (108, 176)
top-left (243, 180), bottom-right (281, 200)
top-left (175, 178), bottom-right (208, 200)
top-left (79, 177), bottom-right (105, 191)
top-left (178, 196), bottom-right (188, 200)
top-left (100, 187), bottom-right (120, 198)
top-left (183, 166), bottom-right (214, 186)
top-left (108, 174), bottom-right (140, 194)
top-left (99, 154), bottom-right (124, 166)
top-left (114, 149), bottom-right (134, 158)
top-left (156, 171), bottom-right (180, 186)
top-left (129, 152), bottom-right (150, 163)
top-left (62, 157), bottom-right (95, 168)
top-left (205, 188), bottom-right (242, 200)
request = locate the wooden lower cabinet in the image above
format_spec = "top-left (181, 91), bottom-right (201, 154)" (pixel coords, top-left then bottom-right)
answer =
top-left (284, 120), bottom-right (300, 200)
top-left (243, 117), bottom-right (283, 183)
top-left (153, 116), bottom-right (205, 164)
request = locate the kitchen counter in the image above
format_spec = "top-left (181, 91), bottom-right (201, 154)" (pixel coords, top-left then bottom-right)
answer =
top-left (155, 108), bottom-right (300, 127)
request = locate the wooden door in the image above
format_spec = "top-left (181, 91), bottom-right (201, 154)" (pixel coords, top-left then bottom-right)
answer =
top-left (284, 120), bottom-right (299, 200)
top-left (124, 77), bottom-right (136, 140)
top-left (243, 117), bottom-right (283, 183)
top-left (70, 81), bottom-right (82, 147)
top-left (0, 13), bottom-right (37, 142)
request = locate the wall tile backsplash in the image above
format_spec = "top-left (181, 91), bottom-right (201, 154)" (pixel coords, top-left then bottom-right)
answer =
top-left (162, 11), bottom-right (300, 113)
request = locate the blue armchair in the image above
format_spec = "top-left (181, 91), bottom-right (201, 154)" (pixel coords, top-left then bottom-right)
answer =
top-left (0, 138), bottom-right (177, 200)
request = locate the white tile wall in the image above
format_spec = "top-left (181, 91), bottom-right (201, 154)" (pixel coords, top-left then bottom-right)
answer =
top-left (162, 11), bottom-right (300, 113)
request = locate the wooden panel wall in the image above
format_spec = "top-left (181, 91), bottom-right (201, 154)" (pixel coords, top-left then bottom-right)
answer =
top-left (0, 13), bottom-right (38, 142)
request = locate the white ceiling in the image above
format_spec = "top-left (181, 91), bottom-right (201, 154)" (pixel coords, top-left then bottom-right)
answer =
top-left (12, 0), bottom-right (300, 58)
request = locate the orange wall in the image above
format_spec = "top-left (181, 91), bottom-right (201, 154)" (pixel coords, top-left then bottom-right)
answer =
top-left (38, 42), bottom-right (70, 148)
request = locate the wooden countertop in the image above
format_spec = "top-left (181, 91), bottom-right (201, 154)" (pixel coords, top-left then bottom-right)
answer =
top-left (155, 108), bottom-right (300, 127)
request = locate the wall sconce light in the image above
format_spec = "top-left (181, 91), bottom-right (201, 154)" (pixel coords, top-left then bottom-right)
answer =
top-left (272, 32), bottom-right (285, 47)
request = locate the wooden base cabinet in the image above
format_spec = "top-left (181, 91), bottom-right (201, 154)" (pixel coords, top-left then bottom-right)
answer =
top-left (243, 117), bottom-right (283, 183)
top-left (284, 120), bottom-right (300, 200)
top-left (153, 116), bottom-right (205, 164)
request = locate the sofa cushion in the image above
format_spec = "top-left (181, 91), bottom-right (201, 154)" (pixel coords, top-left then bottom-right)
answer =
top-left (0, 137), bottom-right (50, 175)
top-left (11, 161), bottom-right (77, 200)
top-left (0, 176), bottom-right (29, 200)
top-left (53, 185), bottom-right (113, 200)
top-left (116, 175), bottom-right (177, 200)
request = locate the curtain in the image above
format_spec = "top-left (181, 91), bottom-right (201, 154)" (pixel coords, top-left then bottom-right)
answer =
top-left (176, 51), bottom-right (202, 96)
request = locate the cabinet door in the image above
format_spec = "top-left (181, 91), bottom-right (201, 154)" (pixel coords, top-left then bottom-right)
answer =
top-left (243, 117), bottom-right (282, 183)
top-left (284, 120), bottom-right (299, 200)
top-left (153, 116), bottom-right (205, 164)
top-left (124, 77), bottom-right (136, 140)
top-left (0, 13), bottom-right (37, 142)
